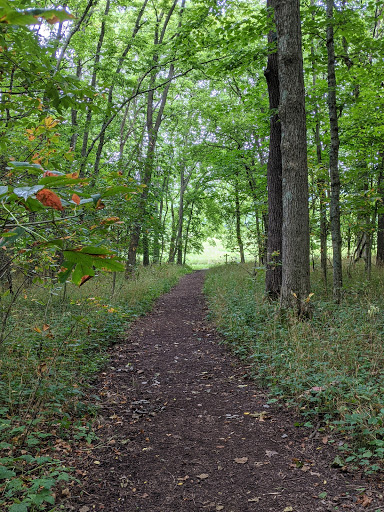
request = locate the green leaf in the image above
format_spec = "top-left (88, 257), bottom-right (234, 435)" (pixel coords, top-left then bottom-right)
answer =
top-left (7, 161), bottom-right (42, 171)
top-left (0, 465), bottom-right (16, 479)
top-left (13, 185), bottom-right (43, 200)
top-left (38, 176), bottom-right (87, 187)
top-left (9, 503), bottom-right (29, 512)
top-left (58, 262), bottom-right (75, 283)
top-left (78, 246), bottom-right (114, 255)
top-left (72, 263), bottom-right (95, 285)
top-left (0, 227), bottom-right (25, 247)
top-left (101, 185), bottom-right (135, 198)
top-left (93, 258), bottom-right (125, 272)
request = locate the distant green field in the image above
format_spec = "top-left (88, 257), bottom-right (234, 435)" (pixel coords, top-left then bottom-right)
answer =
top-left (186, 239), bottom-right (256, 269)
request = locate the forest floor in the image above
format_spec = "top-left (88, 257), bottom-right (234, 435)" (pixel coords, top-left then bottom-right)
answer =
top-left (67, 271), bottom-right (384, 512)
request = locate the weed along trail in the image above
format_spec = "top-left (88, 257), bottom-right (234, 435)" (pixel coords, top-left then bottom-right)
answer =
top-left (70, 271), bottom-right (382, 512)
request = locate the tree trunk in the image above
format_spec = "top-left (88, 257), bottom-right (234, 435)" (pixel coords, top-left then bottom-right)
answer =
top-left (143, 230), bottom-right (150, 266)
top-left (80, 0), bottom-right (110, 162)
top-left (168, 202), bottom-right (177, 263)
top-left (275, 0), bottom-right (311, 315)
top-left (265, 3), bottom-right (282, 299)
top-left (234, 180), bottom-right (245, 263)
top-left (183, 202), bottom-right (195, 264)
top-left (376, 158), bottom-right (384, 265)
top-left (327, 0), bottom-right (343, 302)
top-left (176, 167), bottom-right (185, 265)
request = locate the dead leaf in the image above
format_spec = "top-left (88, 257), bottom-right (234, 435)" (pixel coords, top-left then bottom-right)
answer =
top-left (265, 450), bottom-right (278, 457)
top-left (36, 188), bottom-right (64, 211)
top-left (356, 494), bottom-right (372, 507)
top-left (72, 193), bottom-right (81, 205)
top-left (284, 507), bottom-right (294, 512)
top-left (234, 457), bottom-right (248, 464)
top-left (79, 507), bottom-right (90, 512)
top-left (248, 497), bottom-right (260, 503)
top-left (322, 436), bottom-right (328, 444)
top-left (94, 460), bottom-right (101, 465)
top-left (216, 506), bottom-right (224, 511)
top-left (197, 473), bottom-right (209, 479)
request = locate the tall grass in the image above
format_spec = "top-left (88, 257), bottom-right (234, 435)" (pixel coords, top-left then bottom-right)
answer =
top-left (0, 264), bottom-right (189, 511)
top-left (204, 262), bottom-right (384, 472)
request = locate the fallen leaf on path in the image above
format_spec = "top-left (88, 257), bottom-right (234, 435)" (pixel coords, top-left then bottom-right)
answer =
top-left (177, 475), bottom-right (189, 481)
top-left (248, 497), bottom-right (260, 503)
top-left (216, 506), bottom-right (224, 511)
top-left (197, 473), bottom-right (209, 479)
top-left (322, 436), bottom-right (328, 444)
top-left (284, 507), bottom-right (293, 512)
top-left (265, 450), bottom-right (278, 457)
top-left (93, 460), bottom-right (101, 465)
top-left (234, 457), bottom-right (248, 464)
top-left (356, 494), bottom-right (372, 507)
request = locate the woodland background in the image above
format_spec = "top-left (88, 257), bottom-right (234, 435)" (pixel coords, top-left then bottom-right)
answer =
top-left (1, 0), bottom-right (384, 510)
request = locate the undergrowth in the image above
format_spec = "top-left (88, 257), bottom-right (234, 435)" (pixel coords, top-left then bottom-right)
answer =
top-left (204, 262), bottom-right (384, 473)
top-left (0, 264), bottom-right (189, 511)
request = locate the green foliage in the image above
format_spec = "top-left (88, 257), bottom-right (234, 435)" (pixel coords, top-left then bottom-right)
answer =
top-left (0, 264), bottom-right (188, 511)
top-left (205, 263), bottom-right (384, 472)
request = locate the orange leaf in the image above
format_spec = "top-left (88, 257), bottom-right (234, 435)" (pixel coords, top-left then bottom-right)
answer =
top-left (96, 199), bottom-right (105, 210)
top-left (36, 189), bottom-right (64, 211)
top-left (43, 324), bottom-right (50, 331)
top-left (101, 216), bottom-right (120, 224)
top-left (66, 172), bottom-right (79, 179)
top-left (80, 275), bottom-right (93, 287)
top-left (43, 170), bottom-right (60, 177)
top-left (72, 194), bottom-right (81, 205)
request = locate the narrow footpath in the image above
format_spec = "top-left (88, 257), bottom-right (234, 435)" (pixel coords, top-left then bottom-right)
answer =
top-left (69, 271), bottom-right (383, 512)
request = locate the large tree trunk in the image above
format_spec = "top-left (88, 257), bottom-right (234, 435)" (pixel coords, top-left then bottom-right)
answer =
top-left (265, 2), bottom-right (282, 299)
top-left (275, 0), bottom-right (311, 315)
top-left (376, 157), bottom-right (384, 265)
top-left (327, 0), bottom-right (343, 302)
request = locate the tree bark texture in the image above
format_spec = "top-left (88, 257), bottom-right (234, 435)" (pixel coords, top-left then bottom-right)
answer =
top-left (234, 180), bottom-right (246, 263)
top-left (327, 0), bottom-right (343, 302)
top-left (275, 0), bottom-right (311, 315)
top-left (376, 159), bottom-right (384, 265)
top-left (265, 2), bottom-right (283, 299)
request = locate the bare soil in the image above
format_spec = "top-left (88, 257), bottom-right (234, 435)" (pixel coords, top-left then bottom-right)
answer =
top-left (68, 271), bottom-right (384, 512)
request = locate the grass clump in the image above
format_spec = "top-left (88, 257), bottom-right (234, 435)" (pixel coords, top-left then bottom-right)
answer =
top-left (204, 262), bottom-right (384, 473)
top-left (0, 264), bottom-right (189, 511)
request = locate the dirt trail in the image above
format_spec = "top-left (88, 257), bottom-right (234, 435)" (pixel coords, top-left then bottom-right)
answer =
top-left (69, 271), bottom-right (383, 511)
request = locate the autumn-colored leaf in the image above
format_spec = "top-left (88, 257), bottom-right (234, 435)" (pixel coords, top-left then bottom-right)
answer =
top-left (72, 193), bottom-right (81, 205)
top-left (80, 275), bottom-right (93, 286)
top-left (33, 326), bottom-right (41, 333)
top-left (101, 216), bottom-right (120, 224)
top-left (356, 495), bottom-right (372, 507)
top-left (43, 170), bottom-right (60, 177)
top-left (66, 172), bottom-right (79, 179)
top-left (96, 199), bottom-right (105, 209)
top-left (43, 324), bottom-right (50, 331)
top-left (36, 362), bottom-right (48, 377)
top-left (36, 188), bottom-right (64, 211)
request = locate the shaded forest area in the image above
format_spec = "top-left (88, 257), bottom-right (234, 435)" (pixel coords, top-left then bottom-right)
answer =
top-left (1, 0), bottom-right (384, 510)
